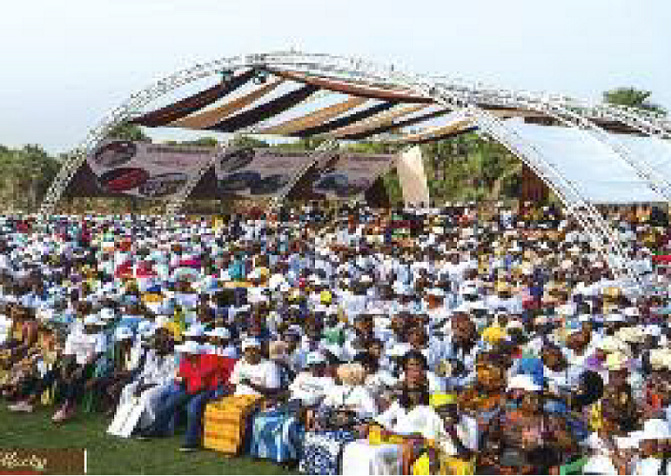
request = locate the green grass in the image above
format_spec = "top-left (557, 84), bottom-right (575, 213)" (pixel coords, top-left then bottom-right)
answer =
top-left (0, 404), bottom-right (291, 474)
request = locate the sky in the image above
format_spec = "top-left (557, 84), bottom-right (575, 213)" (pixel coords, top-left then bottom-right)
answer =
top-left (1, 0), bottom-right (669, 153)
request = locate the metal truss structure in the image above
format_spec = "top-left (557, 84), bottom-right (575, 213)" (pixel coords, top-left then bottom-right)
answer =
top-left (39, 50), bottom-right (671, 295)
top-left (164, 139), bottom-right (232, 216)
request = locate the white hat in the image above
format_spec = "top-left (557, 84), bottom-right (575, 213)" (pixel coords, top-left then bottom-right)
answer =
top-left (617, 326), bottom-right (645, 344)
top-left (646, 324), bottom-right (662, 337)
top-left (623, 307), bottom-right (640, 317)
top-left (183, 324), bottom-right (205, 338)
top-left (387, 343), bottom-right (412, 358)
top-left (115, 326), bottom-right (133, 341)
top-left (205, 327), bottom-right (231, 340)
top-left (427, 288), bottom-right (446, 297)
top-left (242, 337), bottom-right (261, 351)
top-left (557, 304), bottom-right (574, 316)
top-left (606, 313), bottom-right (625, 323)
top-left (639, 419), bottom-right (671, 440)
top-left (596, 335), bottom-right (627, 353)
top-left (175, 340), bottom-right (202, 354)
top-left (84, 314), bottom-right (101, 326)
top-left (506, 320), bottom-right (525, 331)
top-left (506, 374), bottom-right (541, 392)
top-left (306, 351), bottom-right (327, 366)
top-left (99, 308), bottom-right (116, 321)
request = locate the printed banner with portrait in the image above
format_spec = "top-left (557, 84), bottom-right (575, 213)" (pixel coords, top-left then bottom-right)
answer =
top-left (287, 152), bottom-right (395, 201)
top-left (80, 140), bottom-right (215, 199)
top-left (214, 147), bottom-right (315, 199)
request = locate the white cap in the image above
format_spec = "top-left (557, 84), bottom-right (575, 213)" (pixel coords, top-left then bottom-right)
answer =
top-left (84, 314), bottom-right (101, 326)
top-left (183, 324), bottom-right (205, 338)
top-left (115, 326), bottom-right (134, 341)
top-left (99, 308), bottom-right (115, 320)
top-left (506, 374), bottom-right (541, 392)
top-left (306, 351), bottom-right (327, 366)
top-left (138, 320), bottom-right (155, 338)
top-left (175, 340), bottom-right (202, 354)
top-left (205, 327), bottom-right (231, 340)
top-left (242, 337), bottom-right (261, 351)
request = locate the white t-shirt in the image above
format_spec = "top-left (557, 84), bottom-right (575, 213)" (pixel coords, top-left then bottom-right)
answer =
top-left (289, 372), bottom-right (336, 406)
top-left (230, 359), bottom-right (281, 397)
top-left (375, 402), bottom-right (444, 440)
top-left (323, 384), bottom-right (378, 418)
top-left (64, 331), bottom-right (106, 365)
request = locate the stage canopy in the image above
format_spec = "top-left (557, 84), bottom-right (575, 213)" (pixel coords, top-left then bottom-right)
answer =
top-left (59, 64), bottom-right (671, 207)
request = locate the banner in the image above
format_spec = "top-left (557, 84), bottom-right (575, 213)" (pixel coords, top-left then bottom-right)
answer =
top-left (397, 146), bottom-right (430, 206)
top-left (84, 140), bottom-right (214, 199)
top-left (214, 147), bottom-right (315, 199)
top-left (288, 152), bottom-right (395, 201)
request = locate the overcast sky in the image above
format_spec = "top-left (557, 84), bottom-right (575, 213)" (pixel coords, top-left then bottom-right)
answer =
top-left (1, 0), bottom-right (669, 153)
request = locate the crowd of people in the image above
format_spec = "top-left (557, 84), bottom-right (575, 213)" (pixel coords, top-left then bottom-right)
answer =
top-left (1, 200), bottom-right (670, 474)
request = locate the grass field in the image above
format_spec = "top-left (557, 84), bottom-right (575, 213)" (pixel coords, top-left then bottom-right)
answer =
top-left (0, 405), bottom-right (292, 474)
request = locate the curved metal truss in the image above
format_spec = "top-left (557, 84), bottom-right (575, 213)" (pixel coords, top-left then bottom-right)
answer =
top-left (40, 50), bottom-right (669, 295)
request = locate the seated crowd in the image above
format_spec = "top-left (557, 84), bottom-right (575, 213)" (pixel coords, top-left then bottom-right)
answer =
top-left (1, 200), bottom-right (670, 474)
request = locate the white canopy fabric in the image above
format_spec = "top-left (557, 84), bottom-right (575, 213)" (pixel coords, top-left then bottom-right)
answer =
top-left (614, 134), bottom-right (671, 191)
top-left (505, 120), bottom-right (667, 204)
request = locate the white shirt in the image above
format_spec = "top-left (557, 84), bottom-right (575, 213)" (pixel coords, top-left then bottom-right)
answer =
top-left (289, 372), bottom-right (336, 406)
top-left (64, 331), bottom-right (106, 365)
top-left (375, 402), bottom-right (444, 440)
top-left (323, 384), bottom-right (377, 418)
top-left (437, 415), bottom-right (478, 456)
top-left (139, 351), bottom-right (178, 386)
top-left (230, 359), bottom-right (281, 397)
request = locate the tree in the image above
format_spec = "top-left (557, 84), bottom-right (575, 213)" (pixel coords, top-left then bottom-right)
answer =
top-left (107, 123), bottom-right (152, 142)
top-left (603, 87), bottom-right (667, 115)
top-left (232, 135), bottom-right (269, 148)
top-left (184, 137), bottom-right (219, 147)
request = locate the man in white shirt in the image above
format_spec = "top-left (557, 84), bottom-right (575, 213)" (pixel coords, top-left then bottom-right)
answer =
top-left (229, 338), bottom-right (281, 397)
top-left (289, 352), bottom-right (335, 407)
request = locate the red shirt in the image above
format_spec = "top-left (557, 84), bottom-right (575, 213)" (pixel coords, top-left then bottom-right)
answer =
top-left (178, 355), bottom-right (220, 394)
top-left (201, 354), bottom-right (237, 389)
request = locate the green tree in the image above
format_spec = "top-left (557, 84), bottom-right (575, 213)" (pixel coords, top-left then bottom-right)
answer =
top-left (107, 123), bottom-right (152, 142)
top-left (232, 135), bottom-right (269, 148)
top-left (603, 87), bottom-right (667, 115)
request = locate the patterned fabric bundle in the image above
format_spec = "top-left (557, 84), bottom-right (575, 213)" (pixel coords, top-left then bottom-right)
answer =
top-left (250, 405), bottom-right (304, 463)
top-left (298, 430), bottom-right (356, 475)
